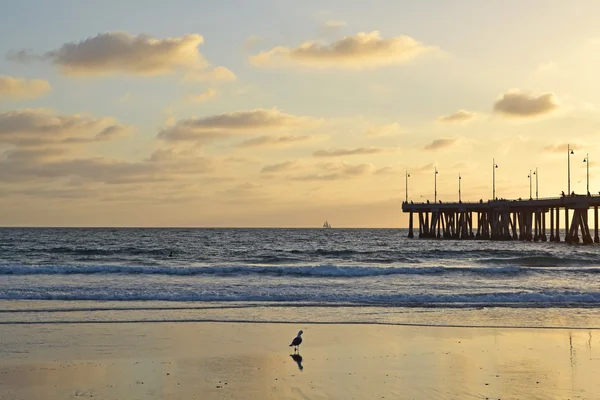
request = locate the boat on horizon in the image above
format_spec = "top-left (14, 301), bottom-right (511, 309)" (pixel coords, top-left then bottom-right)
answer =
top-left (323, 221), bottom-right (332, 229)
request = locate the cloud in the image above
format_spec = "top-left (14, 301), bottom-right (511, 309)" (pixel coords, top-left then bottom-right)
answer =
top-left (292, 162), bottom-right (374, 181)
top-left (423, 138), bottom-right (458, 151)
top-left (261, 161), bottom-right (297, 174)
top-left (313, 147), bottom-right (385, 157)
top-left (366, 122), bottom-right (401, 136)
top-left (542, 143), bottom-right (583, 153)
top-left (322, 20), bottom-right (347, 29)
top-left (0, 108), bottom-right (130, 147)
top-left (416, 162), bottom-right (435, 172)
top-left (0, 76), bottom-right (51, 100)
top-left (437, 110), bottom-right (475, 123)
top-left (216, 182), bottom-right (269, 204)
top-left (5, 50), bottom-right (37, 63)
top-left (0, 145), bottom-right (217, 185)
top-left (184, 66), bottom-right (237, 82)
top-left (236, 135), bottom-right (313, 148)
top-left (186, 88), bottom-right (217, 103)
top-left (8, 31), bottom-right (209, 76)
top-left (223, 156), bottom-right (261, 165)
top-left (242, 35), bottom-right (262, 51)
top-left (250, 31), bottom-right (438, 69)
top-left (493, 90), bottom-right (559, 118)
top-left (375, 166), bottom-right (397, 175)
top-left (158, 108), bottom-right (319, 143)
top-left (532, 61), bottom-right (568, 79)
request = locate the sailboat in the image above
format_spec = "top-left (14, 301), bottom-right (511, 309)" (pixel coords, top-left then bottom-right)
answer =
top-left (322, 221), bottom-right (332, 229)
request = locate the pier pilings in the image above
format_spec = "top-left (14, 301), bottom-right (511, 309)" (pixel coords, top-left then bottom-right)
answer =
top-left (403, 195), bottom-right (600, 244)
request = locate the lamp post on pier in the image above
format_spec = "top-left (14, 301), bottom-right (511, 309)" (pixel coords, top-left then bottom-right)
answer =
top-left (584, 154), bottom-right (590, 195)
top-left (492, 158), bottom-right (498, 200)
top-left (528, 170), bottom-right (532, 200)
top-left (568, 145), bottom-right (574, 195)
top-left (459, 173), bottom-right (462, 203)
top-left (405, 171), bottom-right (410, 202)
top-left (534, 168), bottom-right (538, 199)
top-left (434, 167), bottom-right (438, 203)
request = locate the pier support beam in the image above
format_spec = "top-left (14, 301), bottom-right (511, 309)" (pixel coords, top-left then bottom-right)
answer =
top-left (565, 207), bottom-right (569, 243)
top-left (541, 211), bottom-right (547, 241)
top-left (408, 212), bottom-right (414, 238)
top-left (550, 208), bottom-right (555, 241)
top-left (594, 206), bottom-right (600, 243)
top-left (555, 207), bottom-right (560, 242)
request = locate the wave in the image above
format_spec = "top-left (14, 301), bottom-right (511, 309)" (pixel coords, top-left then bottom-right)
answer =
top-left (476, 255), bottom-right (600, 267)
top-left (3, 263), bottom-right (600, 277)
top-left (45, 246), bottom-right (168, 257)
top-left (3, 290), bottom-right (600, 307)
top-left (0, 263), bottom-right (548, 277)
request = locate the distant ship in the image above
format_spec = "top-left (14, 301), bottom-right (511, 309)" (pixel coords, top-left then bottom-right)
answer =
top-left (322, 221), bottom-right (332, 229)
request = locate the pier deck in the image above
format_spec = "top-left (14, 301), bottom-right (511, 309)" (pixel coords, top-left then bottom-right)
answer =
top-left (401, 195), bottom-right (600, 244)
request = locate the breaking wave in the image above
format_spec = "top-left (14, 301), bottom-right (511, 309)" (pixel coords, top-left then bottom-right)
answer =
top-left (0, 263), bottom-right (570, 277)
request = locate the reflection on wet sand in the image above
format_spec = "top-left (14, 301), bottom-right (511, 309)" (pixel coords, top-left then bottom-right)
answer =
top-left (1, 323), bottom-right (600, 399)
top-left (290, 353), bottom-right (303, 371)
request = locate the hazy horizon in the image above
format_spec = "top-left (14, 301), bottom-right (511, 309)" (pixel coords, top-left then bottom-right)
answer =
top-left (2, 0), bottom-right (600, 228)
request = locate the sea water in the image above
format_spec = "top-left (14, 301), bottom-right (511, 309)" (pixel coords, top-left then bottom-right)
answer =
top-left (2, 228), bottom-right (600, 328)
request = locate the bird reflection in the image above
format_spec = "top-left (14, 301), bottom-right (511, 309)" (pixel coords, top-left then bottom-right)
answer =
top-left (290, 353), bottom-right (303, 371)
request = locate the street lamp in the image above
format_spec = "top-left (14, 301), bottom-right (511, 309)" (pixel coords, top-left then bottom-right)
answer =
top-left (568, 144), bottom-right (574, 195)
top-left (434, 167), bottom-right (439, 203)
top-left (528, 170), bottom-right (532, 200)
top-left (405, 171), bottom-right (410, 202)
top-left (492, 158), bottom-right (498, 200)
top-left (534, 168), bottom-right (538, 199)
top-left (459, 173), bottom-right (462, 203)
top-left (583, 154), bottom-right (590, 195)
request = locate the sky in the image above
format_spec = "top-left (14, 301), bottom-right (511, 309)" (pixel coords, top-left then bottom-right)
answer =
top-left (1, 0), bottom-right (600, 227)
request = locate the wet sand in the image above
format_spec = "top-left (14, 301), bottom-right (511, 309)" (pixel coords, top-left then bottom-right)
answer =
top-left (1, 322), bottom-right (600, 399)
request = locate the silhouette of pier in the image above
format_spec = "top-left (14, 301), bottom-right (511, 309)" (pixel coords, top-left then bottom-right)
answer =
top-left (402, 195), bottom-right (600, 244)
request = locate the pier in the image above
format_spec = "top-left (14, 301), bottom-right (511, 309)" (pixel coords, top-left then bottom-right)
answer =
top-left (401, 195), bottom-right (600, 244)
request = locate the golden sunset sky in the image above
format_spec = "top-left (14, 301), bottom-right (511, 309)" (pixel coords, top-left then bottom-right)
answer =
top-left (1, 0), bottom-right (600, 227)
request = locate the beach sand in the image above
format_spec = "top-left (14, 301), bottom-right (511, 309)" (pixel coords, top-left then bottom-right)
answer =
top-left (1, 322), bottom-right (600, 399)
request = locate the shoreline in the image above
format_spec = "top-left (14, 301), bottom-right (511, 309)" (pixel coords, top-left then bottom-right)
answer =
top-left (3, 318), bottom-right (600, 331)
top-left (4, 300), bottom-right (600, 330)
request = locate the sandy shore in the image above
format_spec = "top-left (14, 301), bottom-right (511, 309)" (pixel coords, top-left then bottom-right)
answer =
top-left (1, 322), bottom-right (600, 399)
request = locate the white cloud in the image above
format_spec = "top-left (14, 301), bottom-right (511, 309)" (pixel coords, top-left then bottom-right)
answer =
top-left (313, 147), bottom-right (385, 157)
top-left (437, 110), bottom-right (476, 123)
top-left (532, 61), bottom-right (569, 79)
top-left (186, 88), bottom-right (217, 103)
top-left (236, 135), bottom-right (314, 148)
top-left (242, 35), bottom-right (262, 51)
top-left (423, 138), bottom-right (458, 151)
top-left (0, 76), bottom-right (51, 100)
top-left (158, 108), bottom-right (319, 143)
top-left (493, 90), bottom-right (560, 118)
top-left (184, 66), bottom-right (237, 83)
top-left (322, 20), bottom-right (347, 29)
top-left (292, 162), bottom-right (375, 181)
top-left (0, 108), bottom-right (130, 147)
top-left (7, 31), bottom-right (230, 78)
top-left (250, 31), bottom-right (438, 69)
top-left (366, 122), bottom-right (402, 136)
top-left (542, 143), bottom-right (583, 153)
top-left (261, 161), bottom-right (297, 174)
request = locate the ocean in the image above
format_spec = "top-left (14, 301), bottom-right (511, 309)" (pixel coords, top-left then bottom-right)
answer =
top-left (2, 227), bottom-right (600, 328)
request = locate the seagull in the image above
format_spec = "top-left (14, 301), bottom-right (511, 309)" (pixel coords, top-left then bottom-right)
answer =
top-left (289, 330), bottom-right (303, 352)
